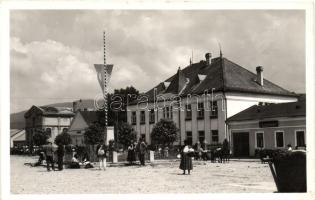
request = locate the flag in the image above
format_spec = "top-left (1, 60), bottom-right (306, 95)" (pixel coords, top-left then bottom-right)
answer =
top-left (94, 64), bottom-right (113, 95)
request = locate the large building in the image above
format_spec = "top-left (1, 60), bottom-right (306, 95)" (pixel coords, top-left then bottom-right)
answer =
top-left (226, 99), bottom-right (306, 157)
top-left (127, 53), bottom-right (298, 146)
top-left (24, 106), bottom-right (74, 147)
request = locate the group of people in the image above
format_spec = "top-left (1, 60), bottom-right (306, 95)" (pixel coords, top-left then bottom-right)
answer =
top-left (32, 142), bottom-right (66, 171)
top-left (126, 138), bottom-right (147, 166)
top-left (28, 138), bottom-right (195, 175)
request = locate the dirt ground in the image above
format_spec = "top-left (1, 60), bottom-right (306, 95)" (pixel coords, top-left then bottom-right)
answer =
top-left (10, 155), bottom-right (277, 194)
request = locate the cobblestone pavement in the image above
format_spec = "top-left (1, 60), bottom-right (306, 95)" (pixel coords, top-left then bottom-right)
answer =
top-left (11, 155), bottom-right (277, 194)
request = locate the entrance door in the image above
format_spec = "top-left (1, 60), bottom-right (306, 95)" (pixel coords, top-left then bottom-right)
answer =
top-left (233, 132), bottom-right (249, 157)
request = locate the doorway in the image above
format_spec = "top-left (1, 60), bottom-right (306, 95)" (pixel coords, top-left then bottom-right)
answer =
top-left (233, 132), bottom-right (249, 157)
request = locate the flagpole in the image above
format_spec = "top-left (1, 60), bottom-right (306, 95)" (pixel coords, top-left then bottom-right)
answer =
top-left (103, 31), bottom-right (108, 142)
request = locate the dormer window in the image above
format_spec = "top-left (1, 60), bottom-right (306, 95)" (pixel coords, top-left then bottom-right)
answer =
top-left (163, 82), bottom-right (170, 90)
top-left (197, 74), bottom-right (206, 82)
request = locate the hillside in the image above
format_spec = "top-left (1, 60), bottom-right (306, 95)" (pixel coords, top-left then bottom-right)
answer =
top-left (10, 99), bottom-right (95, 129)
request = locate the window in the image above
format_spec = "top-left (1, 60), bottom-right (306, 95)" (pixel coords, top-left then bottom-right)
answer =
top-left (186, 131), bottom-right (192, 145)
top-left (210, 101), bottom-right (218, 118)
top-left (76, 130), bottom-right (81, 134)
top-left (211, 130), bottom-right (219, 143)
top-left (275, 131), bottom-right (284, 148)
top-left (149, 109), bottom-right (155, 124)
top-left (140, 111), bottom-right (145, 124)
top-left (256, 132), bottom-right (264, 148)
top-left (296, 130), bottom-right (305, 147)
top-left (163, 106), bottom-right (172, 119)
top-left (62, 128), bottom-right (68, 133)
top-left (131, 112), bottom-right (136, 125)
top-left (46, 128), bottom-right (52, 137)
top-left (197, 102), bottom-right (204, 119)
top-left (185, 104), bottom-right (192, 120)
top-left (198, 131), bottom-right (205, 143)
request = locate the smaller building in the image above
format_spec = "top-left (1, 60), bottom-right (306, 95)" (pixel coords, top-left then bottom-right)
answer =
top-left (226, 100), bottom-right (306, 157)
top-left (10, 129), bottom-right (26, 148)
top-left (24, 106), bottom-right (75, 147)
top-left (68, 110), bottom-right (114, 146)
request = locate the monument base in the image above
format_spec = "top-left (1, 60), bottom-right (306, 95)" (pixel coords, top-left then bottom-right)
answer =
top-left (105, 126), bottom-right (115, 145)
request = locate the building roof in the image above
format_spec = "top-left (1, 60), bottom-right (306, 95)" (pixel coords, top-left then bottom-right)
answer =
top-left (24, 105), bottom-right (75, 118)
top-left (10, 129), bottom-right (26, 141)
top-left (226, 100), bottom-right (306, 122)
top-left (79, 110), bottom-right (104, 126)
top-left (130, 56), bottom-right (297, 105)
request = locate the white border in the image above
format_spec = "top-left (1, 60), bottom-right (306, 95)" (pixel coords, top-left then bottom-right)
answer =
top-left (1, 1), bottom-right (314, 200)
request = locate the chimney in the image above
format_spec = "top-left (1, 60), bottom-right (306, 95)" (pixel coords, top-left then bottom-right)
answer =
top-left (205, 53), bottom-right (211, 65)
top-left (73, 101), bottom-right (77, 112)
top-left (256, 66), bottom-right (264, 86)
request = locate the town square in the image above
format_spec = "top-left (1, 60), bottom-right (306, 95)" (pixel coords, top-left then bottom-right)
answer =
top-left (4, 6), bottom-right (311, 197)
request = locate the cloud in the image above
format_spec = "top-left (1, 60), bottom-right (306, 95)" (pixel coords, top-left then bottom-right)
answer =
top-left (10, 10), bottom-right (305, 113)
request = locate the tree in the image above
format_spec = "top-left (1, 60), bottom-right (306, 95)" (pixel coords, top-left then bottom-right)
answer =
top-left (151, 119), bottom-right (178, 147)
top-left (33, 129), bottom-right (49, 146)
top-left (54, 132), bottom-right (71, 146)
top-left (84, 122), bottom-right (105, 162)
top-left (84, 122), bottom-right (104, 145)
top-left (117, 122), bottom-right (137, 149)
top-left (108, 86), bottom-right (140, 124)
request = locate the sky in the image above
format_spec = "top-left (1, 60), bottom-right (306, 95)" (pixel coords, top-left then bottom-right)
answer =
top-left (10, 10), bottom-right (305, 113)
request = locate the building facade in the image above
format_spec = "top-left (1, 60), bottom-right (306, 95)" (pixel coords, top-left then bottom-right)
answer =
top-left (24, 106), bottom-right (74, 147)
top-left (226, 100), bottom-right (306, 157)
top-left (127, 53), bottom-right (298, 146)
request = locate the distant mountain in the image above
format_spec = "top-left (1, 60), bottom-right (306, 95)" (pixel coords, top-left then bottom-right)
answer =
top-left (10, 99), bottom-right (95, 130)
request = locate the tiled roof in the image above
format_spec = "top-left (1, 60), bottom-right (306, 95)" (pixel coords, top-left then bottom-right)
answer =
top-left (79, 110), bottom-right (104, 126)
top-left (226, 100), bottom-right (305, 122)
top-left (130, 56), bottom-right (296, 105)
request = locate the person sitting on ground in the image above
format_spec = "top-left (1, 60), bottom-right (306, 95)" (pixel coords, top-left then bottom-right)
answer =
top-left (68, 153), bottom-right (80, 169)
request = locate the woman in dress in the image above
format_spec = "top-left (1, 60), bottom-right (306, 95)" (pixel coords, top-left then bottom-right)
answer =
top-left (179, 139), bottom-right (194, 175)
top-left (127, 142), bottom-right (135, 165)
top-left (96, 142), bottom-right (107, 170)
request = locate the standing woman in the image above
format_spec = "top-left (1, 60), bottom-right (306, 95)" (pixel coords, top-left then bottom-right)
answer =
top-left (179, 139), bottom-right (194, 175)
top-left (127, 142), bottom-right (134, 165)
top-left (96, 141), bottom-right (107, 170)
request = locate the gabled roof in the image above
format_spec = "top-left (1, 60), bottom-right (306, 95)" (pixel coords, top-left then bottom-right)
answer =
top-left (79, 110), bottom-right (104, 126)
top-left (226, 100), bottom-right (305, 122)
top-left (130, 56), bottom-right (296, 105)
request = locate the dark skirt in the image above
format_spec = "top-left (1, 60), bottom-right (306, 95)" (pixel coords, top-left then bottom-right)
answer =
top-left (179, 153), bottom-right (193, 170)
top-left (127, 150), bottom-right (136, 162)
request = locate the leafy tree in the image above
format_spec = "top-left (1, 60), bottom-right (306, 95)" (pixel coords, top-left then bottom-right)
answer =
top-left (151, 119), bottom-right (178, 147)
top-left (108, 86), bottom-right (140, 124)
top-left (33, 129), bottom-right (49, 146)
top-left (54, 132), bottom-right (71, 146)
top-left (117, 122), bottom-right (137, 149)
top-left (84, 122), bottom-right (105, 145)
